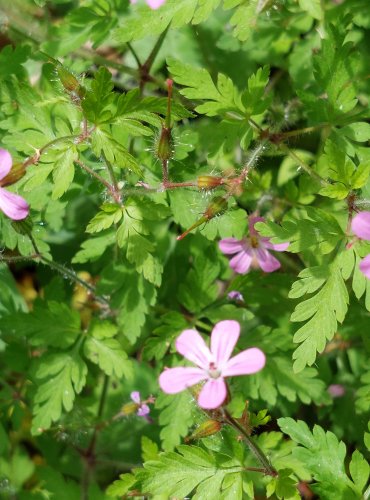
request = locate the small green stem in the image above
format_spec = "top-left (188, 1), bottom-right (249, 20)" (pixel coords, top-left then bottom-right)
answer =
top-left (101, 153), bottom-right (121, 201)
top-left (223, 409), bottom-right (277, 477)
top-left (279, 143), bottom-right (327, 186)
top-left (279, 122), bottom-right (330, 138)
top-left (75, 159), bottom-right (121, 204)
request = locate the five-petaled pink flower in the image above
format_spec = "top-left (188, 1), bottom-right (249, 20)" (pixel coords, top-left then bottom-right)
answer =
top-left (219, 216), bottom-right (289, 274)
top-left (130, 0), bottom-right (166, 9)
top-left (159, 320), bottom-right (265, 410)
top-left (351, 211), bottom-right (370, 279)
top-left (0, 149), bottom-right (29, 220)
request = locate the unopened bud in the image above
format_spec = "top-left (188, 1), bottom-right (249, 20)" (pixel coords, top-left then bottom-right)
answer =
top-left (1, 162), bottom-right (26, 186)
top-left (197, 176), bottom-right (225, 191)
top-left (185, 420), bottom-right (222, 442)
top-left (203, 196), bottom-right (228, 219)
top-left (57, 65), bottom-right (80, 93)
top-left (156, 126), bottom-right (173, 162)
top-left (177, 196), bottom-right (228, 240)
top-left (155, 78), bottom-right (174, 162)
top-left (120, 402), bottom-right (139, 416)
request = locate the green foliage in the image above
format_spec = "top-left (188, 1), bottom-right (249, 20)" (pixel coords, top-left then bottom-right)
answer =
top-left (278, 418), bottom-right (368, 499)
top-left (0, 300), bottom-right (81, 348)
top-left (1, 1), bottom-right (370, 498)
top-left (32, 352), bottom-right (87, 434)
top-left (289, 259), bottom-right (349, 372)
top-left (156, 392), bottom-right (196, 451)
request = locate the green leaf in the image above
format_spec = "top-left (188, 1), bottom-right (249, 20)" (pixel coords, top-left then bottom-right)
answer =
top-left (52, 146), bottom-right (78, 199)
top-left (223, 0), bottom-right (260, 42)
top-left (97, 265), bottom-right (157, 343)
top-left (177, 247), bottom-right (220, 313)
top-left (84, 333), bottom-right (132, 379)
top-left (136, 444), bottom-right (243, 498)
top-left (141, 436), bottom-right (159, 462)
top-left (32, 352), bottom-right (87, 434)
top-left (0, 44), bottom-right (31, 79)
top-left (72, 232), bottom-right (116, 263)
top-left (340, 123), bottom-right (370, 142)
top-left (355, 371), bottom-right (370, 414)
top-left (106, 473), bottom-right (136, 497)
top-left (349, 450), bottom-right (369, 493)
top-left (256, 207), bottom-right (344, 254)
top-left (289, 260), bottom-right (349, 372)
top-left (156, 392), bottom-right (196, 451)
top-left (91, 127), bottom-right (142, 175)
top-left (298, 0), bottom-right (323, 20)
top-left (116, 198), bottom-right (169, 286)
top-left (278, 418), bottom-right (361, 499)
top-left (0, 300), bottom-right (81, 348)
top-left (168, 57), bottom-right (241, 116)
top-left (114, 0), bottom-right (220, 43)
top-left (86, 204), bottom-right (124, 233)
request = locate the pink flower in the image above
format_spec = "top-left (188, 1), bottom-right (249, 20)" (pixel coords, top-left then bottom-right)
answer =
top-left (130, 0), bottom-right (166, 9)
top-left (351, 211), bottom-right (370, 279)
top-left (227, 290), bottom-right (244, 301)
top-left (0, 149), bottom-right (29, 220)
top-left (219, 216), bottom-right (289, 274)
top-left (159, 320), bottom-right (265, 410)
top-left (328, 384), bottom-right (345, 398)
top-left (130, 391), bottom-right (151, 416)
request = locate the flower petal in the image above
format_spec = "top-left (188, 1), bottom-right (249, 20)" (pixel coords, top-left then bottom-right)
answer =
top-left (229, 249), bottom-right (253, 274)
top-left (210, 320), bottom-right (240, 368)
top-left (175, 329), bottom-right (212, 368)
top-left (219, 238), bottom-right (244, 255)
top-left (223, 348), bottom-right (265, 377)
top-left (159, 367), bottom-right (207, 394)
top-left (0, 149), bottom-right (12, 180)
top-left (197, 378), bottom-right (227, 410)
top-left (227, 290), bottom-right (244, 301)
top-left (130, 391), bottom-right (141, 403)
top-left (137, 404), bottom-right (150, 416)
top-left (0, 188), bottom-right (29, 220)
top-left (352, 211), bottom-right (370, 241)
top-left (255, 247), bottom-right (281, 272)
top-left (263, 240), bottom-right (290, 252)
top-left (359, 254), bottom-right (370, 279)
top-left (146, 0), bottom-right (166, 7)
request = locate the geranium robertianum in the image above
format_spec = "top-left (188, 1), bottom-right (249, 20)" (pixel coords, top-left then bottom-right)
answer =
top-left (159, 320), bottom-right (265, 410)
top-left (219, 215), bottom-right (289, 274)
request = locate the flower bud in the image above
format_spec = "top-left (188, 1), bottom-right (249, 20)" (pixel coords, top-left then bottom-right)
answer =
top-left (185, 420), bottom-right (222, 442)
top-left (155, 79), bottom-right (174, 162)
top-left (177, 196), bottom-right (228, 240)
top-left (197, 176), bottom-right (225, 191)
top-left (203, 196), bottom-right (228, 219)
top-left (156, 126), bottom-right (173, 162)
top-left (1, 162), bottom-right (26, 186)
top-left (120, 402), bottom-right (139, 416)
top-left (57, 65), bottom-right (80, 93)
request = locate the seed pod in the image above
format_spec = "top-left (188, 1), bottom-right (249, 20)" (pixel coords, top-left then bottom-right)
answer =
top-left (57, 65), bottom-right (80, 93)
top-left (120, 402), bottom-right (139, 416)
top-left (1, 162), bottom-right (26, 186)
top-left (177, 196), bottom-right (228, 240)
top-left (197, 176), bottom-right (225, 191)
top-left (185, 420), bottom-right (222, 442)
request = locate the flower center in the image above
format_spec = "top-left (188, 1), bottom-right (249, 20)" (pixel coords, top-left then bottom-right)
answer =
top-left (208, 361), bottom-right (221, 379)
top-left (250, 235), bottom-right (259, 248)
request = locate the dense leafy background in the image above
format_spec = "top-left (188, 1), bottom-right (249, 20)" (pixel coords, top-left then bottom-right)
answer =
top-left (0, 0), bottom-right (369, 498)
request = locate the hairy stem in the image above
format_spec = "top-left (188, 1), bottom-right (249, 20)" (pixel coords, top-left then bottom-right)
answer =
top-left (223, 409), bottom-right (277, 477)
